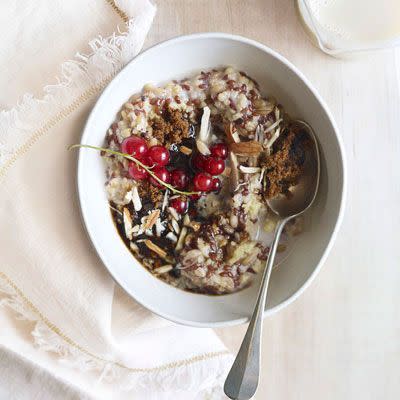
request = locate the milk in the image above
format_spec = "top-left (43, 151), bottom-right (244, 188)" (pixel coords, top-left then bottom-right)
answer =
top-left (298, 0), bottom-right (400, 53)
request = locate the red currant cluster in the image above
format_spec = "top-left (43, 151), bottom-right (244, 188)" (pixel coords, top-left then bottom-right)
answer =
top-left (121, 136), bottom-right (171, 185)
top-left (120, 136), bottom-right (228, 214)
top-left (191, 143), bottom-right (228, 194)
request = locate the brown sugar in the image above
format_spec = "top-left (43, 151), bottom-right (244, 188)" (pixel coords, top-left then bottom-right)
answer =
top-left (261, 126), bottom-right (309, 199)
top-left (150, 108), bottom-right (190, 148)
top-left (137, 180), bottom-right (164, 204)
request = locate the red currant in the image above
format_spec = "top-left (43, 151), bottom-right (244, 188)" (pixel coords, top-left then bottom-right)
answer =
top-left (203, 157), bottom-right (225, 176)
top-left (193, 172), bottom-right (213, 192)
top-left (211, 177), bottom-right (222, 192)
top-left (148, 145), bottom-right (170, 166)
top-left (121, 136), bottom-right (148, 159)
top-left (210, 143), bottom-right (228, 160)
top-left (192, 153), bottom-right (207, 170)
top-left (149, 166), bottom-right (171, 187)
top-left (141, 156), bottom-right (154, 167)
top-left (170, 197), bottom-right (188, 214)
top-left (171, 169), bottom-right (189, 190)
top-left (128, 161), bottom-right (148, 180)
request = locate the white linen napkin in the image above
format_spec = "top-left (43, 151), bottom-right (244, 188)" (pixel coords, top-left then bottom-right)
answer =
top-left (0, 1), bottom-right (232, 398)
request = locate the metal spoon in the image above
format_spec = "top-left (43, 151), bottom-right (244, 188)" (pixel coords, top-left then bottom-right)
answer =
top-left (224, 120), bottom-right (320, 400)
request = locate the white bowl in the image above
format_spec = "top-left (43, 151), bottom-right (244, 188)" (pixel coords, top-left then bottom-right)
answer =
top-left (77, 33), bottom-right (346, 327)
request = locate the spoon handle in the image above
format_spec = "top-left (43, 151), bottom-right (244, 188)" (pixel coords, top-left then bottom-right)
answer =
top-left (224, 218), bottom-right (288, 400)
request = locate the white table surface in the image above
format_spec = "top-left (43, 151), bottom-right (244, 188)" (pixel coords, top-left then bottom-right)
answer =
top-left (145, 1), bottom-right (400, 399)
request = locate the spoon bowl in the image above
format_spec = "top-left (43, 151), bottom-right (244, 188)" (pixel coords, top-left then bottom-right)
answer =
top-left (267, 120), bottom-right (320, 218)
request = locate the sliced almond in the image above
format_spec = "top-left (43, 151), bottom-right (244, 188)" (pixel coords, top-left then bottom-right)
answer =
top-left (123, 208), bottom-right (133, 240)
top-left (175, 226), bottom-right (188, 251)
top-left (239, 166), bottom-right (261, 174)
top-left (144, 239), bottom-right (167, 259)
top-left (229, 141), bottom-right (262, 156)
top-left (143, 209), bottom-right (160, 230)
top-left (196, 139), bottom-right (211, 155)
top-left (131, 186), bottom-right (142, 212)
top-left (180, 145), bottom-right (192, 155)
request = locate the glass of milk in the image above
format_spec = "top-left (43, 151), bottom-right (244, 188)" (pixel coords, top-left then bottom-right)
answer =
top-left (296, 0), bottom-right (400, 56)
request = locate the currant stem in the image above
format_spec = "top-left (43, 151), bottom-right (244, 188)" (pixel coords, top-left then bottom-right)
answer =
top-left (68, 144), bottom-right (200, 196)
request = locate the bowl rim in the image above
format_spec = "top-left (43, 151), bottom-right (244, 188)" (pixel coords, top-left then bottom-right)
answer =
top-left (77, 32), bottom-right (347, 327)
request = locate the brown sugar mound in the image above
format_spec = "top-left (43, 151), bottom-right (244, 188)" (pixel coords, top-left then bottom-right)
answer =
top-left (150, 108), bottom-right (190, 148)
top-left (261, 126), bottom-right (309, 199)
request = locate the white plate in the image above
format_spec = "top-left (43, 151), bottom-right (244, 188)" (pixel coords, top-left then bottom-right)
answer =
top-left (77, 33), bottom-right (346, 327)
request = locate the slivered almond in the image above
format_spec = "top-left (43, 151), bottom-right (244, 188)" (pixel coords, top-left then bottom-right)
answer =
top-left (131, 186), bottom-right (142, 211)
top-left (196, 139), bottom-right (210, 155)
top-left (166, 232), bottom-right (178, 242)
top-left (199, 106), bottom-right (211, 142)
top-left (175, 227), bottom-right (188, 251)
top-left (123, 208), bottom-right (133, 240)
top-left (144, 239), bottom-right (167, 259)
top-left (265, 118), bottom-right (282, 133)
top-left (129, 242), bottom-right (139, 253)
top-left (229, 141), bottom-right (262, 156)
top-left (183, 214), bottom-right (191, 226)
top-left (153, 265), bottom-right (173, 275)
top-left (180, 145), bottom-right (192, 155)
top-left (229, 152), bottom-right (240, 192)
top-left (171, 219), bottom-right (180, 234)
top-left (168, 206), bottom-right (180, 221)
top-left (143, 209), bottom-right (160, 230)
top-left (162, 189), bottom-right (169, 212)
top-left (265, 126), bottom-right (281, 148)
top-left (239, 166), bottom-right (261, 174)
top-left (232, 131), bottom-right (240, 143)
top-left (224, 122), bottom-right (240, 144)
top-left (155, 218), bottom-right (165, 237)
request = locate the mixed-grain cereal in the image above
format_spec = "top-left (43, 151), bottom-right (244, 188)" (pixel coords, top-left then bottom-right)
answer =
top-left (103, 67), bottom-right (308, 295)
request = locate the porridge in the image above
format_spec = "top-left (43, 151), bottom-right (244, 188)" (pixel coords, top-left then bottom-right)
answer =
top-left (102, 67), bottom-right (308, 295)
